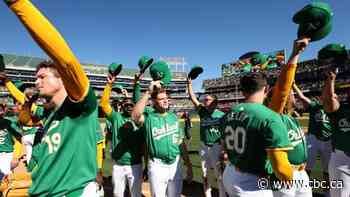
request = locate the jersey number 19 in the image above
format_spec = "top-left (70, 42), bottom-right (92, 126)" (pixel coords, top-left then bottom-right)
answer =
top-left (44, 133), bottom-right (61, 154)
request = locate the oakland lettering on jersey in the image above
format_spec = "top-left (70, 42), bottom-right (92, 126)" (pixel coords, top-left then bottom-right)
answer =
top-left (314, 112), bottom-right (329, 123)
top-left (338, 118), bottom-right (350, 132)
top-left (152, 122), bottom-right (178, 140)
top-left (288, 128), bottom-right (305, 146)
top-left (0, 130), bottom-right (6, 144)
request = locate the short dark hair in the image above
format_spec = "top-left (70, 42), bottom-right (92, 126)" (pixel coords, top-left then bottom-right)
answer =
top-left (240, 72), bottom-right (267, 95)
top-left (206, 94), bottom-right (218, 102)
top-left (151, 88), bottom-right (167, 100)
top-left (36, 61), bottom-right (60, 77)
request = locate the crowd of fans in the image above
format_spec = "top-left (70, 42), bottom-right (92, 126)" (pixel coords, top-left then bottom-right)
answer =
top-left (202, 58), bottom-right (350, 111)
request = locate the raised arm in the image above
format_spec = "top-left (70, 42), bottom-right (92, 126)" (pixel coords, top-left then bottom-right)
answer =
top-left (187, 78), bottom-right (201, 108)
top-left (293, 83), bottom-right (312, 107)
top-left (322, 71), bottom-right (340, 113)
top-left (0, 73), bottom-right (25, 105)
top-left (6, 0), bottom-right (89, 101)
top-left (269, 38), bottom-right (310, 113)
top-left (99, 74), bottom-right (115, 116)
top-left (132, 73), bottom-right (142, 104)
top-left (132, 81), bottom-right (161, 126)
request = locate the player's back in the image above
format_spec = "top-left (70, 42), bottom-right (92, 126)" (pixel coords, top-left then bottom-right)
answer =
top-left (222, 103), bottom-right (290, 176)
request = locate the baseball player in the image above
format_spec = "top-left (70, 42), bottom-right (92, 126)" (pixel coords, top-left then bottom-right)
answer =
top-left (271, 92), bottom-right (312, 197)
top-left (293, 83), bottom-right (332, 195)
top-left (322, 70), bottom-right (350, 197)
top-left (3, 74), bottom-right (106, 194)
top-left (0, 103), bottom-right (22, 181)
top-left (4, 0), bottom-right (100, 196)
top-left (96, 119), bottom-right (105, 197)
top-left (267, 38), bottom-right (312, 197)
top-left (187, 79), bottom-right (225, 197)
top-left (132, 81), bottom-right (193, 197)
top-left (0, 76), bottom-right (44, 164)
top-left (99, 73), bottom-right (144, 197)
top-left (221, 72), bottom-right (293, 197)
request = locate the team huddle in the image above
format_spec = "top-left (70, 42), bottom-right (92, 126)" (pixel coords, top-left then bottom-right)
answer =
top-left (0, 0), bottom-right (349, 197)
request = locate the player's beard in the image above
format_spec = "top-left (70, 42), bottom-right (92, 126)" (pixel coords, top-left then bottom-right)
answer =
top-left (155, 104), bottom-right (168, 114)
top-left (123, 108), bottom-right (132, 117)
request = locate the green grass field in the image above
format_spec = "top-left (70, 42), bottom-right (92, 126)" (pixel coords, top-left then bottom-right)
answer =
top-left (102, 116), bottom-right (326, 195)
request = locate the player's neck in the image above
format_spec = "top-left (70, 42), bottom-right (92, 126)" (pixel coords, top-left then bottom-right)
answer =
top-left (50, 88), bottom-right (68, 110)
top-left (245, 93), bottom-right (264, 104)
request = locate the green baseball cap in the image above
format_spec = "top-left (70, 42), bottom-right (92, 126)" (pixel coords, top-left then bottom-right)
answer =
top-left (188, 65), bottom-right (203, 80)
top-left (250, 53), bottom-right (268, 66)
top-left (241, 64), bottom-right (252, 73)
top-left (239, 51), bottom-right (260, 60)
top-left (266, 63), bottom-right (278, 70)
top-left (318, 43), bottom-right (348, 64)
top-left (112, 83), bottom-right (124, 93)
top-left (149, 61), bottom-right (172, 86)
top-left (293, 2), bottom-right (333, 41)
top-left (108, 62), bottom-right (123, 76)
top-left (138, 56), bottom-right (154, 72)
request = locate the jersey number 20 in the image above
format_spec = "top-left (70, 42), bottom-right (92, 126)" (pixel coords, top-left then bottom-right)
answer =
top-left (225, 126), bottom-right (246, 154)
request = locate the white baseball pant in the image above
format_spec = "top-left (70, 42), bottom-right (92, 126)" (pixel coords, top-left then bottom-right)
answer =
top-left (328, 149), bottom-right (350, 197)
top-left (306, 134), bottom-right (332, 172)
top-left (22, 134), bottom-right (35, 165)
top-left (0, 152), bottom-right (13, 180)
top-left (112, 162), bottom-right (142, 197)
top-left (148, 156), bottom-right (183, 197)
top-left (80, 182), bottom-right (99, 197)
top-left (223, 163), bottom-right (273, 197)
top-left (273, 170), bottom-right (312, 197)
top-left (199, 142), bottom-right (226, 197)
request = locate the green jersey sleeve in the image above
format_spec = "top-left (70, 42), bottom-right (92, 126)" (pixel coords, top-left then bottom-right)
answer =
top-left (6, 118), bottom-right (22, 139)
top-left (132, 82), bottom-right (141, 104)
top-left (307, 101), bottom-right (319, 111)
top-left (264, 118), bottom-right (291, 150)
top-left (107, 110), bottom-right (124, 129)
top-left (73, 87), bottom-right (97, 114)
